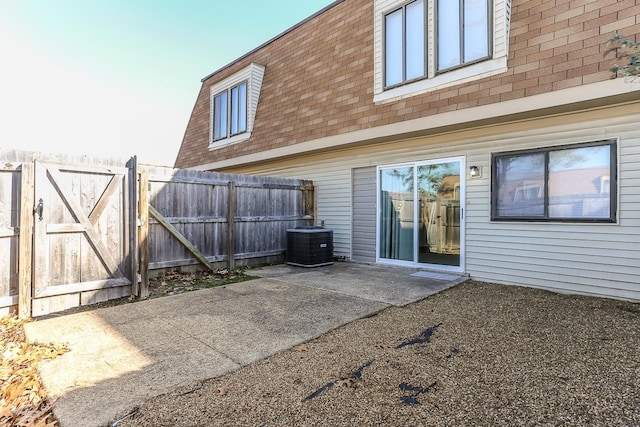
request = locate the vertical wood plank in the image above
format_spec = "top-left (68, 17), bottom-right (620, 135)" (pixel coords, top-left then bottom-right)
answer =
top-left (32, 161), bottom-right (49, 297)
top-left (18, 163), bottom-right (34, 318)
top-left (138, 169), bottom-right (149, 298)
top-left (227, 181), bottom-right (235, 270)
top-left (125, 156), bottom-right (136, 292)
top-left (303, 182), bottom-right (315, 219)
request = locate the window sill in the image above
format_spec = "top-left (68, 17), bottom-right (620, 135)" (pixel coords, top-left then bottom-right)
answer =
top-left (490, 217), bottom-right (617, 224)
top-left (208, 132), bottom-right (251, 150)
top-left (374, 56), bottom-right (507, 105)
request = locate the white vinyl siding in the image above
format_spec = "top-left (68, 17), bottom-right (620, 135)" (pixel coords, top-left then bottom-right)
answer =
top-left (230, 106), bottom-right (640, 302)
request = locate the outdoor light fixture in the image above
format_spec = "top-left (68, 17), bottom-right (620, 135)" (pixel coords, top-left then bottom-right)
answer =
top-left (469, 165), bottom-right (481, 178)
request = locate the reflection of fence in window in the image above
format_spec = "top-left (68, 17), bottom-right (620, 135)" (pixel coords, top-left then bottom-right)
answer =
top-left (497, 179), bottom-right (544, 217)
top-left (548, 169), bottom-right (611, 218)
top-left (513, 180), bottom-right (543, 202)
top-left (600, 176), bottom-right (610, 194)
top-left (549, 194), bottom-right (610, 218)
top-left (497, 169), bottom-right (613, 219)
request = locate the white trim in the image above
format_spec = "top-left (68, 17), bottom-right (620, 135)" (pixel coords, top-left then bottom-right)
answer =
top-left (196, 78), bottom-right (640, 171)
top-left (374, 57), bottom-right (507, 104)
top-left (209, 132), bottom-right (252, 149)
top-left (208, 63), bottom-right (265, 150)
top-left (375, 156), bottom-right (465, 272)
top-left (373, 0), bottom-right (510, 102)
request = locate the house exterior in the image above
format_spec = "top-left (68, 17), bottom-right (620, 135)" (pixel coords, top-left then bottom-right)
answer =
top-left (175, 0), bottom-right (640, 301)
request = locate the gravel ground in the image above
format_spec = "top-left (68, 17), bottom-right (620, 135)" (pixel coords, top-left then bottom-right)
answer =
top-left (118, 281), bottom-right (640, 426)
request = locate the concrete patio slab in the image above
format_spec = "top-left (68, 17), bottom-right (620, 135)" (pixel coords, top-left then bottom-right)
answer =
top-left (23, 264), bottom-right (465, 427)
top-left (253, 262), bottom-right (467, 306)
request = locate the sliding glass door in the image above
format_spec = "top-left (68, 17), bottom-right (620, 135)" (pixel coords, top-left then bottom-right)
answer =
top-left (377, 158), bottom-right (464, 271)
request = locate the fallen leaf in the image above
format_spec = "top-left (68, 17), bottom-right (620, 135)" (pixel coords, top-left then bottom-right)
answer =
top-left (375, 343), bottom-right (392, 349)
top-left (335, 378), bottom-right (356, 388)
top-left (293, 344), bottom-right (309, 352)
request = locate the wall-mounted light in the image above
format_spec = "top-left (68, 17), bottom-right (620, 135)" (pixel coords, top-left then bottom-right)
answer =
top-left (469, 165), bottom-right (481, 178)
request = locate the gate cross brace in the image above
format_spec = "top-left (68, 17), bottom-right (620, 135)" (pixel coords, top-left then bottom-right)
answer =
top-left (40, 161), bottom-right (126, 280)
top-left (148, 205), bottom-right (216, 272)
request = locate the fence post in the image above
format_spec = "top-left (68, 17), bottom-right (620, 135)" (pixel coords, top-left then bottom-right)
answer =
top-left (302, 181), bottom-right (315, 221)
top-left (18, 162), bottom-right (34, 318)
top-left (127, 156), bottom-right (138, 296)
top-left (138, 169), bottom-right (149, 298)
top-left (227, 181), bottom-right (236, 270)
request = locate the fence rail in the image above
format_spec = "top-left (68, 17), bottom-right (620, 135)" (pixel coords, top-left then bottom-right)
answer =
top-left (141, 165), bottom-right (314, 276)
top-left (0, 151), bottom-right (314, 316)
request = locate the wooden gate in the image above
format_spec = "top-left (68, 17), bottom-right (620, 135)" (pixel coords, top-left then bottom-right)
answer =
top-left (28, 158), bottom-right (136, 316)
top-left (1, 150), bottom-right (314, 317)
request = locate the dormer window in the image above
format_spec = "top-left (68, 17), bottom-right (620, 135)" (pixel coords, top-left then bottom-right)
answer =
top-left (209, 63), bottom-right (265, 149)
top-left (213, 81), bottom-right (247, 141)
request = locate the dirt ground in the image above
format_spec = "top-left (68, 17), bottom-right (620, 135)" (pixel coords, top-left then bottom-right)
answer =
top-left (39, 269), bottom-right (256, 317)
top-left (115, 280), bottom-right (640, 427)
top-left (1, 269), bottom-right (253, 427)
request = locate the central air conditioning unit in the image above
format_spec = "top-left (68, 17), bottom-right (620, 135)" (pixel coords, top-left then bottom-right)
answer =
top-left (286, 226), bottom-right (334, 267)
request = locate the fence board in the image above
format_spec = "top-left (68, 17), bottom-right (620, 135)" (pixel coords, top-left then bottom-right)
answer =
top-left (0, 166), bottom-right (20, 313)
top-left (138, 169), bottom-right (149, 298)
top-left (1, 150), bottom-right (136, 316)
top-left (18, 163), bottom-right (33, 317)
top-left (1, 150), bottom-right (314, 316)
top-left (149, 205), bottom-right (215, 271)
top-left (227, 181), bottom-right (236, 270)
top-left (143, 165), bottom-right (314, 273)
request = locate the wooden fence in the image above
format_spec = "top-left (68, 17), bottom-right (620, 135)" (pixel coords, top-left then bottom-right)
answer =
top-left (0, 151), bottom-right (314, 316)
top-left (0, 160), bottom-right (22, 315)
top-left (139, 166), bottom-right (314, 292)
top-left (0, 150), bottom-right (137, 316)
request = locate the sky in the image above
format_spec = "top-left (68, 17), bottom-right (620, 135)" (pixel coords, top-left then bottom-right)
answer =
top-left (0, 0), bottom-right (335, 166)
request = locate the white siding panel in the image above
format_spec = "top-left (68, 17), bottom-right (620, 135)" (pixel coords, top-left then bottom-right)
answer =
top-left (238, 108), bottom-right (640, 301)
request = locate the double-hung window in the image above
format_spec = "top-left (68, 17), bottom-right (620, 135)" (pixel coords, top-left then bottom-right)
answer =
top-left (437, 0), bottom-right (491, 71)
top-left (385, 0), bottom-right (426, 87)
top-left (213, 81), bottom-right (247, 141)
top-left (492, 141), bottom-right (617, 222)
top-left (375, 0), bottom-right (508, 103)
top-left (208, 63), bottom-right (265, 150)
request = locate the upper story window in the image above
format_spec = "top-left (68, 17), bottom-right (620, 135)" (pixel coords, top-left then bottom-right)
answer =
top-left (437, 0), bottom-right (491, 71)
top-left (385, 0), bottom-right (426, 87)
top-left (491, 140), bottom-right (617, 223)
top-left (375, 0), bottom-right (510, 103)
top-left (209, 63), bottom-right (265, 150)
top-left (213, 81), bottom-right (247, 141)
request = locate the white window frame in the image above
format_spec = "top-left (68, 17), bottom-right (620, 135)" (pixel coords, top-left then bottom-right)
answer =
top-left (376, 156), bottom-right (466, 273)
top-left (212, 81), bottom-right (248, 142)
top-left (209, 63), bottom-right (265, 150)
top-left (384, 0), bottom-right (427, 88)
top-left (374, 0), bottom-right (510, 104)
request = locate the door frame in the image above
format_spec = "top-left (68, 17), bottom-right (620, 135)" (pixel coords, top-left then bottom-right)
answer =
top-left (375, 156), bottom-right (466, 273)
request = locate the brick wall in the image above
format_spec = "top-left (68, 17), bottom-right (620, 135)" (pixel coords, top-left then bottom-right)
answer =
top-left (175, 0), bottom-right (640, 169)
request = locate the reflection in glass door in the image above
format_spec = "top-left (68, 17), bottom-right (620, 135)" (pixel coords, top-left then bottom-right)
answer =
top-left (378, 158), bottom-right (463, 270)
top-left (379, 166), bottom-right (415, 261)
